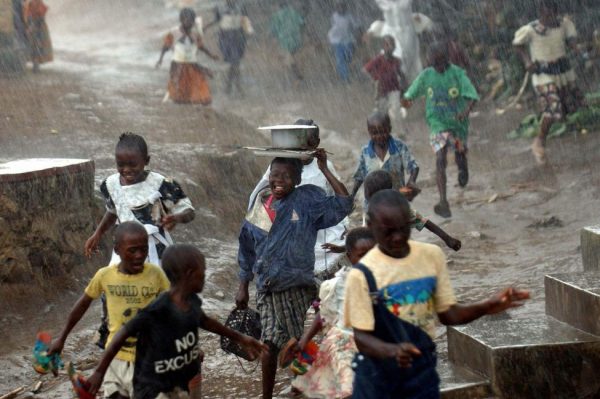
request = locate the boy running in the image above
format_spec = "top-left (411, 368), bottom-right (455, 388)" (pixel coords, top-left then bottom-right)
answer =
top-left (352, 111), bottom-right (419, 220)
top-left (344, 190), bottom-right (530, 398)
top-left (49, 222), bottom-right (170, 399)
top-left (236, 150), bottom-right (353, 399)
top-left (364, 36), bottom-right (408, 124)
top-left (513, 0), bottom-right (584, 164)
top-left (270, 0), bottom-right (305, 82)
top-left (402, 42), bottom-right (479, 218)
top-left (87, 244), bottom-right (267, 399)
top-left (364, 170), bottom-right (461, 251)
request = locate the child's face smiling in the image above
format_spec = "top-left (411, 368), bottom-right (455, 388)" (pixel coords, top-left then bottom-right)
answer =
top-left (115, 232), bottom-right (149, 274)
top-left (269, 162), bottom-right (297, 200)
top-left (368, 205), bottom-right (411, 258)
top-left (348, 238), bottom-right (376, 264)
top-left (368, 122), bottom-right (391, 146)
top-left (116, 148), bottom-right (148, 186)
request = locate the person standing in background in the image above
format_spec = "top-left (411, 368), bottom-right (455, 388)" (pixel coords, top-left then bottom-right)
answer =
top-left (213, 0), bottom-right (254, 97)
top-left (23, 0), bottom-right (53, 72)
top-left (327, 1), bottom-right (360, 83)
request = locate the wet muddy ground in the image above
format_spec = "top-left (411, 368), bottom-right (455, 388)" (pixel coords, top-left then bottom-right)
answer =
top-left (1, 0), bottom-right (600, 397)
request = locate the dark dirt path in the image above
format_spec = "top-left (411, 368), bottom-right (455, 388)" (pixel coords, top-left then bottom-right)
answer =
top-left (1, 0), bottom-right (599, 398)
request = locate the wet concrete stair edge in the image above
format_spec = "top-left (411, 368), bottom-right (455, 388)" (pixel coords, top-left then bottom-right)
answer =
top-left (445, 226), bottom-right (600, 398)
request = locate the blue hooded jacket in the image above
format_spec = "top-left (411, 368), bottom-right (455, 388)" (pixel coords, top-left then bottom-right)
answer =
top-left (238, 184), bottom-right (352, 292)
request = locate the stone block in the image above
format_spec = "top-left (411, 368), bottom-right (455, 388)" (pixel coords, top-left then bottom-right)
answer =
top-left (448, 316), bottom-right (600, 398)
top-left (0, 158), bottom-right (97, 282)
top-left (545, 273), bottom-right (600, 335)
top-left (581, 226), bottom-right (600, 271)
top-left (439, 358), bottom-right (491, 399)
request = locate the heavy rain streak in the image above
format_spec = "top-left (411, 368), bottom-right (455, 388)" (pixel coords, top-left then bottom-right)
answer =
top-left (0, 0), bottom-right (599, 398)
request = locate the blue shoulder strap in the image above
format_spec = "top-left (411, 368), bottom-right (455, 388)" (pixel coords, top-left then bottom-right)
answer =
top-left (353, 262), bottom-right (411, 343)
top-left (353, 263), bottom-right (378, 294)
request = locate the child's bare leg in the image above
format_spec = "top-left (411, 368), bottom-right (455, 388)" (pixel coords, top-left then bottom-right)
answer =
top-left (532, 116), bottom-right (552, 164)
top-left (455, 150), bottom-right (468, 188)
top-left (262, 342), bottom-right (279, 399)
top-left (225, 64), bottom-right (235, 94)
top-left (232, 63), bottom-right (243, 96)
top-left (434, 146), bottom-right (451, 218)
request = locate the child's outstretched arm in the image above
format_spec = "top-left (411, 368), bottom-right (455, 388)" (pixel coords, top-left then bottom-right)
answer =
top-left (315, 149), bottom-right (349, 196)
top-left (424, 220), bottom-right (461, 251)
top-left (87, 327), bottom-right (132, 395)
top-left (437, 287), bottom-right (530, 326)
top-left (202, 316), bottom-right (268, 360)
top-left (48, 294), bottom-right (94, 355)
top-left (354, 329), bottom-right (422, 368)
top-left (84, 211), bottom-right (117, 258)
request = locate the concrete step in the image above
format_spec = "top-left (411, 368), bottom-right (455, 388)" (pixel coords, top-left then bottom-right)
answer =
top-left (439, 358), bottom-right (492, 399)
top-left (581, 226), bottom-right (600, 271)
top-left (545, 272), bottom-right (600, 335)
top-left (447, 315), bottom-right (600, 398)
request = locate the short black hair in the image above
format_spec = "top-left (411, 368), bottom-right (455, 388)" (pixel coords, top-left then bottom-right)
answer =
top-left (428, 41), bottom-right (449, 62)
top-left (367, 110), bottom-right (391, 129)
top-left (180, 7), bottom-right (196, 21)
top-left (345, 227), bottom-right (375, 253)
top-left (116, 132), bottom-right (148, 159)
top-left (382, 35), bottom-right (395, 45)
top-left (161, 244), bottom-right (205, 284)
top-left (270, 157), bottom-right (303, 186)
top-left (540, 0), bottom-right (559, 13)
top-left (114, 221), bottom-right (148, 246)
top-left (367, 189), bottom-right (411, 221)
top-left (295, 118), bottom-right (320, 142)
top-left (364, 170), bottom-right (393, 201)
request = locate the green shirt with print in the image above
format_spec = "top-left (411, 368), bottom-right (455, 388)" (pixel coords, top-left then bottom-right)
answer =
top-left (404, 64), bottom-right (479, 141)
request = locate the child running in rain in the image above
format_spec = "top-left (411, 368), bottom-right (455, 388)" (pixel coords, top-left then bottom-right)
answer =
top-left (402, 42), bottom-right (479, 218)
top-left (87, 244), bottom-right (267, 399)
top-left (157, 8), bottom-right (219, 105)
top-left (247, 119), bottom-right (348, 284)
top-left (352, 111), bottom-right (419, 221)
top-left (364, 36), bottom-right (408, 126)
top-left (345, 190), bottom-right (530, 398)
top-left (213, 0), bottom-right (254, 96)
top-left (270, 0), bottom-right (305, 82)
top-left (364, 170), bottom-right (461, 251)
top-left (237, 151), bottom-right (353, 399)
top-left (284, 227), bottom-right (375, 399)
top-left (513, 0), bottom-right (585, 164)
top-left (23, 0), bottom-right (53, 72)
top-left (49, 222), bottom-right (170, 399)
top-left (85, 132), bottom-right (195, 347)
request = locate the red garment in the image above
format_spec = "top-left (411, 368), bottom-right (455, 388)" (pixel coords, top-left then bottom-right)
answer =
top-left (263, 194), bottom-right (276, 222)
top-left (364, 54), bottom-right (402, 98)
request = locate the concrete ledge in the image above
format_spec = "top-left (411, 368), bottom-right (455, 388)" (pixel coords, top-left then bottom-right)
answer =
top-left (545, 273), bottom-right (600, 335)
top-left (582, 226), bottom-right (600, 271)
top-left (439, 359), bottom-right (491, 399)
top-left (0, 158), bottom-right (94, 182)
top-left (448, 316), bottom-right (600, 398)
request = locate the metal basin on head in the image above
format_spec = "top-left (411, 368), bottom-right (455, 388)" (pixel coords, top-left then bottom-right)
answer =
top-left (258, 125), bottom-right (318, 150)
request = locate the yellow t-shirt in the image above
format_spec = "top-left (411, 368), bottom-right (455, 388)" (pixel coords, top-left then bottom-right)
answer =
top-left (85, 263), bottom-right (170, 362)
top-left (344, 241), bottom-right (456, 339)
